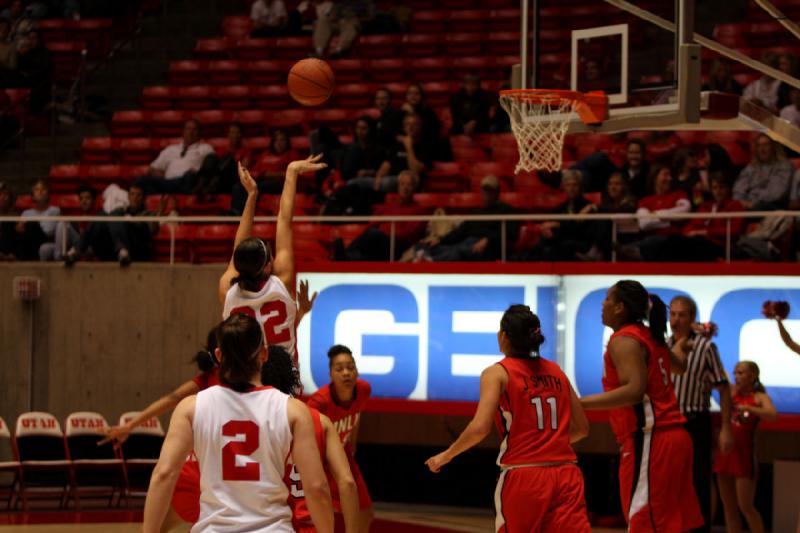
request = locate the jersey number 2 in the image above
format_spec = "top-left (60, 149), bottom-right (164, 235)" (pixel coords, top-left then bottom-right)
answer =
top-left (231, 300), bottom-right (291, 344)
top-left (222, 420), bottom-right (260, 481)
top-left (531, 397), bottom-right (558, 430)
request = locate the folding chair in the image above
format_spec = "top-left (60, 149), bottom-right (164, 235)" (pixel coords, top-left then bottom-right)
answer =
top-left (0, 417), bottom-right (23, 510)
top-left (15, 412), bottom-right (74, 509)
top-left (118, 412), bottom-right (164, 498)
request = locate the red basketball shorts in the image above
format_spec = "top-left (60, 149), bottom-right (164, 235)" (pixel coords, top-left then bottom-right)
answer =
top-left (494, 463), bottom-right (590, 533)
top-left (329, 453), bottom-right (372, 511)
top-left (619, 427), bottom-right (704, 532)
top-left (171, 458), bottom-right (201, 524)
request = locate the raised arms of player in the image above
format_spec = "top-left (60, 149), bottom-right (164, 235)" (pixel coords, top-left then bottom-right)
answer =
top-left (425, 364), bottom-right (506, 473)
top-left (777, 318), bottom-right (800, 355)
top-left (98, 379), bottom-right (200, 448)
top-left (142, 396), bottom-right (196, 533)
top-left (295, 279), bottom-right (318, 328)
top-left (289, 398), bottom-right (334, 533)
top-left (272, 155), bottom-right (327, 289)
top-left (218, 162), bottom-right (259, 306)
top-left (580, 336), bottom-right (648, 410)
top-left (568, 383), bottom-right (589, 444)
top-left (320, 414), bottom-right (360, 533)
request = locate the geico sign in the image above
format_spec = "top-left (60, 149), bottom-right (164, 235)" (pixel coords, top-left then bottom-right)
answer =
top-left (297, 273), bottom-right (800, 412)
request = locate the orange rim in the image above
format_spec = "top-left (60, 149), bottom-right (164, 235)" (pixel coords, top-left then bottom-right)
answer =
top-left (500, 89), bottom-right (608, 125)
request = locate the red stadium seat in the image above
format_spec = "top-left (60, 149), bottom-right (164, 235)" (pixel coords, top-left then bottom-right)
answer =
top-left (426, 162), bottom-right (465, 193)
top-left (111, 110), bottom-right (149, 137)
top-left (47, 41), bottom-right (86, 82)
top-left (216, 85), bottom-right (253, 110)
top-left (367, 59), bottom-right (407, 83)
top-left (246, 60), bottom-right (290, 85)
top-left (194, 38), bottom-right (232, 60)
top-left (151, 110), bottom-right (188, 138)
top-left (409, 57), bottom-right (449, 82)
top-left (327, 59), bottom-right (366, 83)
top-left (75, 19), bottom-right (112, 58)
top-left (176, 86), bottom-right (213, 110)
top-left (268, 110), bottom-right (310, 136)
top-left (14, 195), bottom-right (34, 211)
top-left (423, 81), bottom-right (454, 107)
top-left (235, 38), bottom-right (273, 61)
top-left (244, 136), bottom-right (270, 155)
top-left (168, 60), bottom-right (208, 86)
top-left (489, 9), bottom-right (521, 32)
top-left (250, 223), bottom-right (277, 241)
top-left (119, 138), bottom-right (155, 164)
top-left (487, 32), bottom-right (521, 56)
top-left (234, 109), bottom-right (268, 137)
top-left (141, 86), bottom-right (175, 110)
top-left (309, 109), bottom-right (353, 135)
top-left (444, 33), bottom-right (484, 56)
top-left (193, 109), bottom-right (232, 138)
top-left (208, 60), bottom-right (244, 85)
top-left (447, 10), bottom-right (485, 32)
top-left (86, 165), bottom-right (125, 187)
top-left (411, 11), bottom-right (448, 33)
top-left (500, 192), bottom-right (534, 211)
top-left (441, 0), bottom-right (475, 8)
top-left (403, 34), bottom-right (442, 57)
top-left (222, 16), bottom-right (253, 39)
top-left (453, 144), bottom-right (490, 163)
top-left (271, 37), bottom-right (312, 60)
top-left (357, 35), bottom-right (402, 58)
top-left (332, 224), bottom-right (368, 246)
top-left (252, 85), bottom-right (291, 110)
top-left (175, 195), bottom-right (229, 215)
top-left (38, 19), bottom-right (71, 41)
top-left (80, 137), bottom-right (115, 164)
top-left (451, 57), bottom-right (494, 80)
top-left (445, 192), bottom-right (483, 211)
top-left (194, 224), bottom-right (237, 263)
top-left (49, 164), bottom-right (82, 193)
top-left (153, 224), bottom-right (196, 262)
top-left (335, 83), bottom-right (374, 108)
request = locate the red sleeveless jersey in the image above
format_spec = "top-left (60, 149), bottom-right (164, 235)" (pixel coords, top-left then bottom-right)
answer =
top-left (602, 323), bottom-right (685, 442)
top-left (285, 407), bottom-right (326, 531)
top-left (494, 357), bottom-right (577, 466)
top-left (307, 379), bottom-right (371, 454)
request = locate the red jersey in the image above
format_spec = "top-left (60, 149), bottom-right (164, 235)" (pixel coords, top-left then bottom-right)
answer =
top-left (495, 357), bottom-right (577, 466)
top-left (285, 407), bottom-right (326, 531)
top-left (191, 367), bottom-right (220, 390)
top-left (306, 379), bottom-right (371, 453)
top-left (602, 323), bottom-right (685, 442)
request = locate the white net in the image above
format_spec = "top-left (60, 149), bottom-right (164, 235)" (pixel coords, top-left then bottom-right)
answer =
top-left (499, 93), bottom-right (576, 173)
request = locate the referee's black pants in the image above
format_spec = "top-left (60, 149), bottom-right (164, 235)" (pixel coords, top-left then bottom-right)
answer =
top-left (684, 411), bottom-right (712, 533)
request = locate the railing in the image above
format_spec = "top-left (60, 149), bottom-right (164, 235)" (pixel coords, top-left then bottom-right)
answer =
top-left (2, 210), bottom-right (796, 265)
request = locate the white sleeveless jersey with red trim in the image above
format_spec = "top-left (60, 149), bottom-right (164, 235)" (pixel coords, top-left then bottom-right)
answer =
top-left (192, 385), bottom-right (293, 533)
top-left (223, 276), bottom-right (297, 361)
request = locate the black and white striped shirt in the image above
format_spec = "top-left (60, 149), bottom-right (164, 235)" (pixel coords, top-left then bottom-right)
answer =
top-left (668, 333), bottom-right (729, 414)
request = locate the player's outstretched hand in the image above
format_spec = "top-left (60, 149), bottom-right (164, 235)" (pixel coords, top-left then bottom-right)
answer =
top-left (238, 161), bottom-right (258, 196)
top-left (425, 452), bottom-right (451, 473)
top-left (297, 279), bottom-right (318, 316)
top-left (287, 153), bottom-right (327, 175)
top-left (97, 425), bottom-right (131, 449)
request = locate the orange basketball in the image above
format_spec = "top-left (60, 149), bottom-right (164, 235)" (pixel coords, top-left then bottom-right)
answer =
top-left (287, 58), bottom-right (335, 107)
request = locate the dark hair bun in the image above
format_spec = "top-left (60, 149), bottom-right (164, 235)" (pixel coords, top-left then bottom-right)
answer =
top-left (531, 329), bottom-right (546, 351)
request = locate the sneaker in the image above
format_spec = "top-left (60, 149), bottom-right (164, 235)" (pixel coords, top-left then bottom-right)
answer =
top-left (118, 248), bottom-right (131, 267)
top-left (64, 248), bottom-right (79, 267)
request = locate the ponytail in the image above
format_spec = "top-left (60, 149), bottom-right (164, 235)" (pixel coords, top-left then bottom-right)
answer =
top-left (192, 325), bottom-right (220, 372)
top-left (500, 304), bottom-right (545, 358)
top-left (647, 294), bottom-right (668, 346)
top-left (217, 314), bottom-right (265, 392)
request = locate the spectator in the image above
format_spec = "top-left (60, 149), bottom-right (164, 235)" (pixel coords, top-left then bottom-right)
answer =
top-left (777, 52), bottom-right (798, 110)
top-left (743, 52), bottom-right (780, 113)
top-left (346, 112), bottom-right (434, 193)
top-left (373, 87), bottom-right (403, 149)
top-left (413, 175), bottom-right (517, 262)
top-left (577, 172), bottom-right (640, 261)
top-left (518, 170), bottom-right (594, 261)
top-left (231, 129), bottom-right (298, 214)
top-left (0, 20), bottom-right (18, 72)
top-left (0, 89), bottom-right (20, 146)
top-left (579, 58), bottom-right (606, 92)
top-left (313, 0), bottom-right (374, 59)
top-left (702, 58), bottom-right (742, 94)
top-left (0, 181), bottom-right (20, 260)
top-left (296, 0), bottom-right (333, 35)
top-left (332, 170), bottom-right (429, 261)
top-left (733, 133), bottom-right (792, 210)
top-left (2, 0), bottom-right (34, 46)
top-left (15, 179), bottom-right (59, 260)
top-left (449, 74), bottom-right (491, 135)
top-left (41, 183), bottom-right (96, 261)
top-left (134, 119), bottom-right (217, 195)
top-left (779, 87), bottom-right (800, 127)
top-left (671, 144), bottom-right (706, 208)
top-left (340, 115), bottom-right (386, 182)
top-left (401, 83), bottom-right (441, 144)
top-left (206, 122), bottom-right (251, 195)
top-left (250, 0), bottom-right (288, 37)
top-left (65, 184), bottom-right (164, 266)
top-left (620, 139), bottom-right (649, 198)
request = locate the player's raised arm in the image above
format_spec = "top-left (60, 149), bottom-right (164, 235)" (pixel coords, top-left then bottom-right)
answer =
top-left (142, 396), bottom-right (196, 533)
top-left (218, 162), bottom-right (259, 306)
top-left (288, 398), bottom-right (334, 533)
top-left (321, 414), bottom-right (359, 533)
top-left (272, 155), bottom-right (326, 288)
top-left (425, 364), bottom-right (505, 473)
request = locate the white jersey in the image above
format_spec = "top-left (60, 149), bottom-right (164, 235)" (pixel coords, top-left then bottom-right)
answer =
top-left (223, 276), bottom-right (297, 359)
top-left (192, 385), bottom-right (293, 533)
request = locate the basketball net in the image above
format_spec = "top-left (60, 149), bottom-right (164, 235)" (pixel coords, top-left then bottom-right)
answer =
top-left (499, 94), bottom-right (575, 174)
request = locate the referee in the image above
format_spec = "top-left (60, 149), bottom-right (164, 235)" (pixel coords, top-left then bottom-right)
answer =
top-left (668, 296), bottom-right (733, 533)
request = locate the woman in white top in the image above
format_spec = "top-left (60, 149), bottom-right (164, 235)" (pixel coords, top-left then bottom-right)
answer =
top-left (143, 314), bottom-right (334, 533)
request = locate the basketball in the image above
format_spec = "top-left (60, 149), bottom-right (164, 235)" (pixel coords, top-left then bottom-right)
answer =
top-left (287, 58), bottom-right (335, 107)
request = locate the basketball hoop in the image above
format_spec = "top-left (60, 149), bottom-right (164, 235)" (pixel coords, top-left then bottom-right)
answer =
top-left (499, 89), bottom-right (608, 173)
